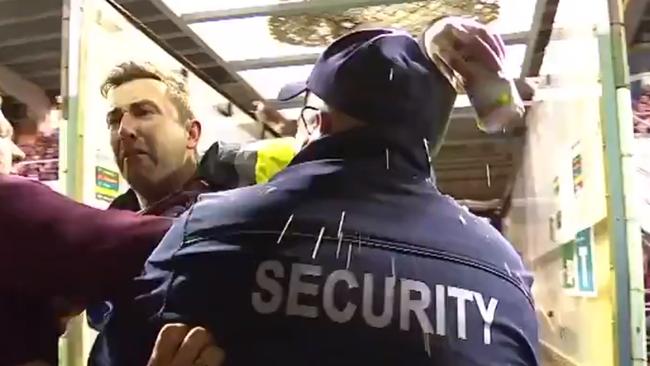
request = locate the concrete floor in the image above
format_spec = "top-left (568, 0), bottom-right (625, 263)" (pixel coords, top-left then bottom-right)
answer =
top-left (542, 354), bottom-right (561, 366)
top-left (540, 345), bottom-right (570, 366)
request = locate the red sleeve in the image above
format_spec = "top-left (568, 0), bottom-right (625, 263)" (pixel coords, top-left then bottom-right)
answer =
top-left (0, 175), bottom-right (172, 301)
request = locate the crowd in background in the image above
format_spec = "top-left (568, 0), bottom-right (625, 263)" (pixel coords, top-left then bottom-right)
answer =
top-left (1, 95), bottom-right (59, 182)
top-left (634, 78), bottom-right (650, 136)
top-left (13, 129), bottom-right (59, 181)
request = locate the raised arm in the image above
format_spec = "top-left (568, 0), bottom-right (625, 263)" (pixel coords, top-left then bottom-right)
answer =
top-left (419, 16), bottom-right (524, 153)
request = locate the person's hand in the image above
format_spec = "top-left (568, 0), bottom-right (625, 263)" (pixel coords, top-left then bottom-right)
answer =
top-left (0, 137), bottom-right (22, 174)
top-left (424, 17), bottom-right (525, 133)
top-left (424, 16), bottom-right (506, 89)
top-left (147, 324), bottom-right (225, 366)
top-left (253, 101), bottom-right (298, 137)
top-left (51, 297), bottom-right (85, 335)
top-left (0, 104), bottom-right (25, 174)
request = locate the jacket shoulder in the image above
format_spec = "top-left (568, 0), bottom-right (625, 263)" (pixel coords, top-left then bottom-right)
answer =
top-left (109, 189), bottom-right (139, 211)
top-left (197, 139), bottom-right (297, 190)
top-left (197, 141), bottom-right (242, 190)
top-left (188, 183), bottom-right (294, 235)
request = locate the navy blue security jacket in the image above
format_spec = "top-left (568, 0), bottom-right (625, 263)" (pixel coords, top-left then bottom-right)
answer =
top-left (90, 128), bottom-right (539, 366)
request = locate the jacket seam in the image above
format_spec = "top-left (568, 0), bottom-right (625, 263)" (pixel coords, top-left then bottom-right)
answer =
top-left (155, 205), bottom-right (197, 323)
top-left (184, 229), bottom-right (534, 308)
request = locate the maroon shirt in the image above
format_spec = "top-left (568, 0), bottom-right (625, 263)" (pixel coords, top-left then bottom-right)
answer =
top-left (0, 174), bottom-right (171, 364)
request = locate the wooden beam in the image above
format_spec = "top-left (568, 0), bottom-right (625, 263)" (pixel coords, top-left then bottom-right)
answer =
top-left (105, 0), bottom-right (280, 136)
top-left (520, 0), bottom-right (560, 78)
top-left (182, 0), bottom-right (426, 24)
top-left (624, 0), bottom-right (648, 45)
top-left (227, 31), bottom-right (536, 71)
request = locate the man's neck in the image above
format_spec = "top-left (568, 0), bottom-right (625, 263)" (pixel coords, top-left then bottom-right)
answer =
top-left (136, 159), bottom-right (198, 209)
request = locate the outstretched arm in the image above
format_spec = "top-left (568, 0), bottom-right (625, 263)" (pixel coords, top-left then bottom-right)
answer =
top-left (0, 174), bottom-right (172, 301)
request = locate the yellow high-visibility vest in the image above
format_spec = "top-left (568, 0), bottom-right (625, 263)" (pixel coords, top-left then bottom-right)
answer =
top-left (235, 137), bottom-right (298, 185)
top-left (253, 137), bottom-right (298, 184)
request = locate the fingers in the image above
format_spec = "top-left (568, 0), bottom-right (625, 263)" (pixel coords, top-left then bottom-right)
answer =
top-left (252, 101), bottom-right (264, 112)
top-left (438, 48), bottom-right (473, 86)
top-left (491, 31), bottom-right (507, 60)
top-left (253, 101), bottom-right (290, 125)
top-left (170, 326), bottom-right (214, 366)
top-left (0, 139), bottom-right (13, 174)
top-left (148, 324), bottom-right (225, 366)
top-left (430, 25), bottom-right (470, 85)
top-left (461, 30), bottom-right (502, 73)
top-left (51, 297), bottom-right (86, 316)
top-left (51, 297), bottom-right (86, 335)
top-left (430, 18), bottom-right (506, 86)
top-left (148, 323), bottom-right (190, 366)
top-left (450, 24), bottom-right (502, 74)
top-left (461, 19), bottom-right (504, 61)
top-left (196, 345), bottom-right (226, 366)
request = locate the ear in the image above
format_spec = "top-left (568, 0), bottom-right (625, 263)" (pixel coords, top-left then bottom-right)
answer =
top-left (186, 120), bottom-right (201, 149)
top-left (318, 112), bottom-right (332, 135)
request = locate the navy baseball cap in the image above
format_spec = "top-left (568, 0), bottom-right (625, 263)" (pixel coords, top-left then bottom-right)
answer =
top-left (278, 28), bottom-right (457, 144)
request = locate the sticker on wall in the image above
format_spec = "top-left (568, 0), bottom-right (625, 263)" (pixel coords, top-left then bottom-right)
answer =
top-left (95, 166), bottom-right (120, 203)
top-left (572, 142), bottom-right (584, 195)
top-left (560, 227), bottom-right (597, 296)
top-left (552, 176), bottom-right (560, 196)
top-left (549, 216), bottom-right (556, 243)
top-left (561, 240), bottom-right (577, 290)
top-left (555, 210), bottom-right (562, 230)
top-left (574, 227), bottom-right (596, 296)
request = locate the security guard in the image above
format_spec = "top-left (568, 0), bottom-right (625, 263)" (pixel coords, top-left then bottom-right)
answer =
top-left (90, 19), bottom-right (538, 366)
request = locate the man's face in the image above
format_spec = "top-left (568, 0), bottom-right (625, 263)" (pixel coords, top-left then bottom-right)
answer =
top-left (106, 79), bottom-right (196, 192)
top-left (0, 101), bottom-right (25, 174)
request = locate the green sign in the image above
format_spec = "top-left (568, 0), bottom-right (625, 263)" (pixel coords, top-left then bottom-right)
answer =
top-left (561, 227), bottom-right (596, 296)
top-left (95, 166), bottom-right (120, 203)
top-left (561, 240), bottom-right (576, 290)
top-left (575, 227), bottom-right (596, 295)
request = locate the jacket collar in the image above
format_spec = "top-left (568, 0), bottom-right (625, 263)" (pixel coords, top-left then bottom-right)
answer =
top-left (110, 177), bottom-right (211, 215)
top-left (290, 127), bottom-right (434, 180)
top-left (110, 141), bottom-right (242, 213)
top-left (109, 189), bottom-right (140, 211)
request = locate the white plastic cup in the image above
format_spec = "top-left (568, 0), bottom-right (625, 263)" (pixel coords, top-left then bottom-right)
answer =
top-left (465, 64), bottom-right (525, 133)
top-left (424, 18), bottom-right (525, 133)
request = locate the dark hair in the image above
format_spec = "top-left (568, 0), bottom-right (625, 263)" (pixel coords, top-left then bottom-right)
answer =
top-left (100, 61), bottom-right (194, 123)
